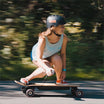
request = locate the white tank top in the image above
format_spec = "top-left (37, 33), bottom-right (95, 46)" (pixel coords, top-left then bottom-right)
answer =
top-left (31, 34), bottom-right (63, 61)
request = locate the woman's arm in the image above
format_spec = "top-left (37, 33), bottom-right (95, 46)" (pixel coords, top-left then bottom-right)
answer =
top-left (60, 34), bottom-right (68, 80)
top-left (60, 34), bottom-right (68, 69)
top-left (36, 35), bottom-right (54, 76)
top-left (36, 36), bottom-right (48, 69)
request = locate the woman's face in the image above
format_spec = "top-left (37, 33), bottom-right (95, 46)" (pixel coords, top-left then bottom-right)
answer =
top-left (54, 25), bottom-right (65, 35)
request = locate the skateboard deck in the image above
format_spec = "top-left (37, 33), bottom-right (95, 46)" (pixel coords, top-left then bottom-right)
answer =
top-left (14, 80), bottom-right (83, 97)
top-left (14, 80), bottom-right (79, 87)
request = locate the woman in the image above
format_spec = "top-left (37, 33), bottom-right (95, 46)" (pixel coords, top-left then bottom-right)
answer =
top-left (20, 15), bottom-right (68, 84)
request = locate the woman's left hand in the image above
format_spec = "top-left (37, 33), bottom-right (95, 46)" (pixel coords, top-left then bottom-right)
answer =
top-left (60, 71), bottom-right (66, 80)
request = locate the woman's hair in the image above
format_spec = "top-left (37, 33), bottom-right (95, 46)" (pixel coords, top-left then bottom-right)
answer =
top-left (39, 28), bottom-right (70, 42)
top-left (39, 28), bottom-right (53, 38)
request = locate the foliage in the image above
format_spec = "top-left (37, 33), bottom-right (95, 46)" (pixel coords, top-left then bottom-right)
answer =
top-left (0, 0), bottom-right (104, 80)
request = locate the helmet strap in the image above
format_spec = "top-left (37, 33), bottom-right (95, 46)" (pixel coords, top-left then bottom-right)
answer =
top-left (52, 31), bottom-right (61, 37)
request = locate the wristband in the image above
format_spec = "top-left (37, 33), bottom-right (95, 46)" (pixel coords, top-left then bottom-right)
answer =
top-left (62, 69), bottom-right (66, 71)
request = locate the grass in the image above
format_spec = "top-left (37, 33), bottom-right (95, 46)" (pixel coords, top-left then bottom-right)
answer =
top-left (0, 59), bottom-right (34, 80)
top-left (66, 69), bottom-right (104, 81)
top-left (0, 58), bottom-right (104, 81)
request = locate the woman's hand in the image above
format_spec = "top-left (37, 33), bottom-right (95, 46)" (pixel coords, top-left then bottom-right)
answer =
top-left (60, 71), bottom-right (66, 80)
top-left (46, 68), bottom-right (54, 76)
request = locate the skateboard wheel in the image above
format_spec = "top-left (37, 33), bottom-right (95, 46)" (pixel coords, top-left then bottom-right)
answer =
top-left (75, 90), bottom-right (83, 98)
top-left (26, 89), bottom-right (34, 97)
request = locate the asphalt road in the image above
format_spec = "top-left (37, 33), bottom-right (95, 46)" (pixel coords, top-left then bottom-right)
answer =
top-left (0, 81), bottom-right (104, 104)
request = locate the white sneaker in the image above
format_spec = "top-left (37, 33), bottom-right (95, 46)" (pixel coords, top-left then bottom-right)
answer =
top-left (20, 78), bottom-right (29, 84)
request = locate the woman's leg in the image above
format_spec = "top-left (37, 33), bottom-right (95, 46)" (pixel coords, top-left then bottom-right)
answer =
top-left (24, 59), bottom-right (52, 81)
top-left (50, 54), bottom-right (62, 81)
top-left (25, 67), bottom-right (46, 81)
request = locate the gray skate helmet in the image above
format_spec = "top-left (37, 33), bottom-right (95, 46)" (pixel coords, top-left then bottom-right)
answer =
top-left (46, 15), bottom-right (66, 28)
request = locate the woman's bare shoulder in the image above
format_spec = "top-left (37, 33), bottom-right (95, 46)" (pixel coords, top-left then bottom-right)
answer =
top-left (63, 33), bottom-right (70, 42)
top-left (37, 33), bottom-right (46, 46)
top-left (39, 32), bottom-right (46, 40)
top-left (63, 34), bottom-right (68, 41)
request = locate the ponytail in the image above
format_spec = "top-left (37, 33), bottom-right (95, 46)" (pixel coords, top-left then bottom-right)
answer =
top-left (39, 28), bottom-right (52, 37)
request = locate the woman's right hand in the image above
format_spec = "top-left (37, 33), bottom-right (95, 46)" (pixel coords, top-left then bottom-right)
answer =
top-left (46, 68), bottom-right (54, 76)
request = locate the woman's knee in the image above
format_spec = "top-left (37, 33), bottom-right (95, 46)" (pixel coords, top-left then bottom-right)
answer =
top-left (50, 54), bottom-right (62, 65)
